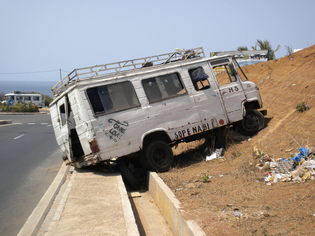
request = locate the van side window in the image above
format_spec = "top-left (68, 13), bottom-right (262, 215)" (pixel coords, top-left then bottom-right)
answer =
top-left (59, 104), bottom-right (66, 126)
top-left (86, 81), bottom-right (140, 115)
top-left (188, 67), bottom-right (210, 91)
top-left (142, 72), bottom-right (186, 103)
top-left (212, 63), bottom-right (237, 86)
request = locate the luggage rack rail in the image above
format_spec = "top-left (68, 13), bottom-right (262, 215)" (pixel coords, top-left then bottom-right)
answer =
top-left (52, 47), bottom-right (204, 96)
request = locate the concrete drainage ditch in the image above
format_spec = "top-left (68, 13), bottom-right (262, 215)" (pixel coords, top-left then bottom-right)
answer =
top-left (117, 157), bottom-right (206, 236)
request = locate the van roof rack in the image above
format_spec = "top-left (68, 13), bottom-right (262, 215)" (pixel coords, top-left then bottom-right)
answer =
top-left (52, 47), bottom-right (204, 96)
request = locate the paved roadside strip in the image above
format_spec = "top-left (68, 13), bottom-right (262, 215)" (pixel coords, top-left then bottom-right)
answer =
top-left (37, 168), bottom-right (139, 236)
top-left (18, 162), bottom-right (205, 235)
top-left (0, 120), bottom-right (12, 125)
top-left (17, 162), bottom-right (69, 236)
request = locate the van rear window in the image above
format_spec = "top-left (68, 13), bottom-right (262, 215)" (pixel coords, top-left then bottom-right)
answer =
top-left (142, 73), bottom-right (186, 103)
top-left (86, 81), bottom-right (140, 115)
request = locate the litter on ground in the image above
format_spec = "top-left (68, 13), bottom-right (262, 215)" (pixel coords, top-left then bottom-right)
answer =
top-left (253, 147), bottom-right (315, 184)
top-left (206, 148), bottom-right (224, 161)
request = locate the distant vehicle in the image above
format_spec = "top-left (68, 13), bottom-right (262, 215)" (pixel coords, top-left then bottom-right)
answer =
top-left (50, 48), bottom-right (265, 171)
top-left (4, 92), bottom-right (44, 107)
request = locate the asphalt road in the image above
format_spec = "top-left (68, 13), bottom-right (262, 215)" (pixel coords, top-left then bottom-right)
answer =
top-left (0, 113), bottom-right (62, 236)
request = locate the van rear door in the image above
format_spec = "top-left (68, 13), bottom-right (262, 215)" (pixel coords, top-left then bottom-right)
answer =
top-left (56, 96), bottom-right (73, 161)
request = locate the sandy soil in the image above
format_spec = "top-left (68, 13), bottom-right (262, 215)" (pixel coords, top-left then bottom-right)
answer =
top-left (159, 45), bottom-right (315, 236)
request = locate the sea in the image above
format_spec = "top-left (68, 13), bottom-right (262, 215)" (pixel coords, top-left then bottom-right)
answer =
top-left (0, 80), bottom-right (57, 96)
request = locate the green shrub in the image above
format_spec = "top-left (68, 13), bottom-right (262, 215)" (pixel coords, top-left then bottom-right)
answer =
top-left (0, 103), bottom-right (39, 112)
top-left (201, 173), bottom-right (211, 183)
top-left (296, 102), bottom-right (310, 112)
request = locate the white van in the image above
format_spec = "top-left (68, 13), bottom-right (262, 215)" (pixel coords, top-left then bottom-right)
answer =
top-left (50, 48), bottom-right (265, 171)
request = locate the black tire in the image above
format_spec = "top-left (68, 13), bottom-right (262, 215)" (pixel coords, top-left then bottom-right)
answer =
top-left (144, 140), bottom-right (174, 172)
top-left (237, 110), bottom-right (265, 136)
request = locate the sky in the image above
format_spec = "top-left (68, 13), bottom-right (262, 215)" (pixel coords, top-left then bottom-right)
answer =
top-left (0, 0), bottom-right (314, 82)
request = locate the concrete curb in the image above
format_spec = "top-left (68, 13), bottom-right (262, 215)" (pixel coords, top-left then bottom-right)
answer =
top-left (149, 172), bottom-right (206, 236)
top-left (17, 162), bottom-right (70, 236)
top-left (0, 120), bottom-right (12, 125)
top-left (117, 175), bottom-right (140, 236)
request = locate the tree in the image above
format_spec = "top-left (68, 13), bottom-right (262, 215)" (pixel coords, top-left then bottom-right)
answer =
top-left (285, 45), bottom-right (293, 57)
top-left (43, 94), bottom-right (53, 107)
top-left (255, 40), bottom-right (280, 60)
top-left (0, 92), bottom-right (4, 101)
top-left (237, 46), bottom-right (248, 51)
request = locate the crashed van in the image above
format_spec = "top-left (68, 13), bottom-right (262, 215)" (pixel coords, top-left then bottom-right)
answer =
top-left (50, 48), bottom-right (265, 171)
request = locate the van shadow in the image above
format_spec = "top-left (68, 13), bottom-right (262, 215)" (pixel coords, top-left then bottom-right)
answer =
top-left (75, 158), bottom-right (148, 191)
top-left (75, 162), bottom-right (120, 176)
top-left (264, 117), bottom-right (272, 128)
top-left (173, 116), bottom-right (272, 169)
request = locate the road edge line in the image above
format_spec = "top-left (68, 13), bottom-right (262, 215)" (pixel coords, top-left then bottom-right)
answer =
top-left (149, 172), bottom-right (206, 236)
top-left (17, 162), bottom-right (69, 236)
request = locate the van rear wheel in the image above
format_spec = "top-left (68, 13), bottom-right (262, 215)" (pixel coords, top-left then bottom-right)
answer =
top-left (237, 109), bottom-right (265, 136)
top-left (144, 140), bottom-right (173, 172)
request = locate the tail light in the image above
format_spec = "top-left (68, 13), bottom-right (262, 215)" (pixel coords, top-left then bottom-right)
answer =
top-left (89, 139), bottom-right (100, 153)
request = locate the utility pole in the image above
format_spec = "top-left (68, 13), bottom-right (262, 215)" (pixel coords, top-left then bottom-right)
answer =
top-left (59, 68), bottom-right (62, 81)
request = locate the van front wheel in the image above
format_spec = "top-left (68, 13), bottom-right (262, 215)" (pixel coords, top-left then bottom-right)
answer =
top-left (237, 109), bottom-right (265, 136)
top-left (144, 140), bottom-right (173, 172)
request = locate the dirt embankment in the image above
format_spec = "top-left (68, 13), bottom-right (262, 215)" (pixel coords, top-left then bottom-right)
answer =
top-left (160, 45), bottom-right (315, 236)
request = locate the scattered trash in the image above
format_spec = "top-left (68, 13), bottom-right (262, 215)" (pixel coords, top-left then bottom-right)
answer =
top-left (263, 212), bottom-right (270, 217)
top-left (206, 148), bottom-right (224, 161)
top-left (190, 191), bottom-right (199, 196)
top-left (233, 208), bottom-right (243, 218)
top-left (128, 192), bottom-right (141, 198)
top-left (254, 146), bottom-right (315, 184)
top-left (292, 147), bottom-right (309, 162)
top-left (285, 148), bottom-right (293, 152)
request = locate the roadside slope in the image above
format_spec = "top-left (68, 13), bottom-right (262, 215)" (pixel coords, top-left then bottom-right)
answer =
top-left (160, 45), bottom-right (315, 236)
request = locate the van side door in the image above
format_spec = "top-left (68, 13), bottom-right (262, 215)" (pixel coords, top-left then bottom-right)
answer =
top-left (210, 58), bottom-right (246, 123)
